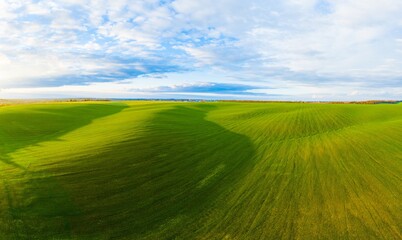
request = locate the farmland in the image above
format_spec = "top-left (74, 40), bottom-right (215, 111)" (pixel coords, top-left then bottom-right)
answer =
top-left (0, 101), bottom-right (401, 239)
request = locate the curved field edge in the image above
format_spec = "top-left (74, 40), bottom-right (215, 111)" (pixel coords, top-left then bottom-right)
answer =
top-left (0, 101), bottom-right (401, 239)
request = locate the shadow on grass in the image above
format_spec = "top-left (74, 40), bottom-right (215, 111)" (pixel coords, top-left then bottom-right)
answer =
top-left (58, 104), bottom-right (256, 238)
top-left (2, 175), bottom-right (80, 240)
top-left (0, 104), bottom-right (256, 239)
top-left (0, 103), bottom-right (127, 169)
top-left (0, 103), bottom-right (128, 239)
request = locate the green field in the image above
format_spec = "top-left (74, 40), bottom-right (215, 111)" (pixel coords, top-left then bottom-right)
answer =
top-left (0, 101), bottom-right (401, 239)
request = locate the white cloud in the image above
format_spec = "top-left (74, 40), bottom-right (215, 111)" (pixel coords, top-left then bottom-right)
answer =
top-left (178, 46), bottom-right (217, 66)
top-left (25, 2), bottom-right (51, 15)
top-left (0, 0), bottom-right (401, 99)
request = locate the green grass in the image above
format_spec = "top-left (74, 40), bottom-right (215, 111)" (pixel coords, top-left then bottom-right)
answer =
top-left (0, 101), bottom-right (401, 239)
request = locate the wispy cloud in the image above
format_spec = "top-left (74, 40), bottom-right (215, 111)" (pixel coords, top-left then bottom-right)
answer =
top-left (0, 0), bottom-right (401, 100)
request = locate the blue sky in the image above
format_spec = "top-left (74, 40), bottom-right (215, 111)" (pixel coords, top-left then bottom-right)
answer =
top-left (0, 0), bottom-right (401, 100)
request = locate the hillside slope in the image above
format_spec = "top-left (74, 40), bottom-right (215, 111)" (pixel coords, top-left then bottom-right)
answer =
top-left (0, 102), bottom-right (401, 239)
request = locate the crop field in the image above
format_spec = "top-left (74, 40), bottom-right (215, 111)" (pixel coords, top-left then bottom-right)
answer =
top-left (0, 101), bottom-right (401, 239)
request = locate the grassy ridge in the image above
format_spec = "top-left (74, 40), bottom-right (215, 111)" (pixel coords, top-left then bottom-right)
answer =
top-left (0, 101), bottom-right (401, 239)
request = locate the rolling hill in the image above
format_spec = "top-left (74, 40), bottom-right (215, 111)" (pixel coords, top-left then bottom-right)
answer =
top-left (0, 101), bottom-right (401, 239)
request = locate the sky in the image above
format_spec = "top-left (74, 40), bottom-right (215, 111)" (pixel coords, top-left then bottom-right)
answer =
top-left (0, 0), bottom-right (401, 100)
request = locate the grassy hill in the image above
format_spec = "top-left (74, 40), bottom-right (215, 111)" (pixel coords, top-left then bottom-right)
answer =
top-left (0, 101), bottom-right (401, 239)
